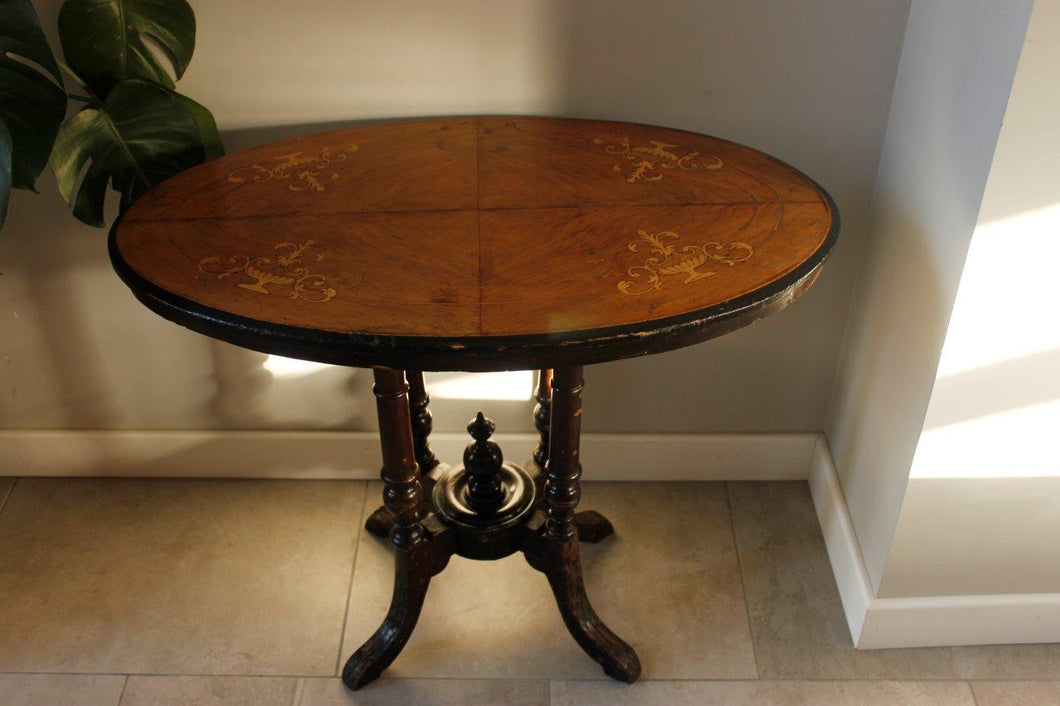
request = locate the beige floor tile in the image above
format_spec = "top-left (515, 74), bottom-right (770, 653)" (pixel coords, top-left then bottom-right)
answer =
top-left (342, 482), bottom-right (756, 680)
top-left (0, 478), bottom-right (366, 676)
top-left (972, 681), bottom-right (1060, 706)
top-left (0, 674), bottom-right (126, 706)
top-left (295, 677), bottom-right (548, 705)
top-left (953, 644), bottom-right (1060, 679)
top-left (120, 676), bottom-right (297, 705)
top-left (728, 481), bottom-right (958, 679)
top-left (552, 680), bottom-right (977, 705)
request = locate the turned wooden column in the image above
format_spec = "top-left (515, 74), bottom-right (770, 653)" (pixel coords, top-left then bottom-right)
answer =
top-left (373, 368), bottom-right (426, 548)
top-left (545, 367), bottom-right (582, 541)
top-left (362, 371), bottom-right (438, 539)
top-left (532, 369), bottom-right (553, 471)
top-left (406, 371), bottom-right (439, 474)
top-left (526, 365), bottom-right (641, 682)
top-left (343, 367), bottom-right (444, 689)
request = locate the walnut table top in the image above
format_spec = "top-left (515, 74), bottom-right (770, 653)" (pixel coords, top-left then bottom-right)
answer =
top-left (110, 117), bottom-right (838, 371)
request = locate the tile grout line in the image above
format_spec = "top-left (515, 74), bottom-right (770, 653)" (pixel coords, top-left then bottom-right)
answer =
top-left (724, 481), bottom-right (761, 680)
top-left (1, 671), bottom-right (1052, 684)
top-left (333, 481), bottom-right (371, 677)
top-left (549, 677), bottom-right (995, 684)
top-left (290, 677), bottom-right (305, 706)
top-left (115, 675), bottom-right (129, 706)
top-left (0, 478), bottom-right (18, 517)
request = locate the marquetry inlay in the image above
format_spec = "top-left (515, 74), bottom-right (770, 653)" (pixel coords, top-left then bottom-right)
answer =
top-left (591, 136), bottom-right (723, 183)
top-left (226, 145), bottom-right (360, 192)
top-left (198, 240), bottom-right (337, 302)
top-left (618, 230), bottom-right (753, 295)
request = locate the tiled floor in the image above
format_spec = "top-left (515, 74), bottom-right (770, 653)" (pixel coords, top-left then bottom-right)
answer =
top-left (0, 477), bottom-right (1055, 705)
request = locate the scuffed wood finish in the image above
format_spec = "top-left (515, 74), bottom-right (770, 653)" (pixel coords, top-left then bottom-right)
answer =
top-left (343, 367), bottom-right (456, 690)
top-left (371, 367), bottom-right (425, 549)
top-left (110, 117), bottom-right (837, 372)
top-left (406, 371), bottom-right (438, 474)
top-left (523, 366), bottom-right (640, 681)
top-left (530, 369), bottom-right (552, 472)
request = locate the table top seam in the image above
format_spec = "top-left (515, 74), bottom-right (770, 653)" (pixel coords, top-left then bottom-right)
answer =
top-left (119, 199), bottom-right (827, 225)
top-left (476, 117), bottom-right (484, 336)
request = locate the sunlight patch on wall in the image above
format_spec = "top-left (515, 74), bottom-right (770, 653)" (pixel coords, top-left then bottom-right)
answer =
top-left (261, 356), bottom-right (534, 402)
top-left (935, 203), bottom-right (1060, 378)
top-left (910, 398), bottom-right (1060, 479)
top-left (426, 371), bottom-right (534, 401)
top-left (263, 354), bottom-right (334, 380)
top-left (912, 202), bottom-right (1060, 479)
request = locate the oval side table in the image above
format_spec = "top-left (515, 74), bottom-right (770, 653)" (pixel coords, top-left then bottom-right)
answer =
top-left (109, 116), bottom-right (838, 690)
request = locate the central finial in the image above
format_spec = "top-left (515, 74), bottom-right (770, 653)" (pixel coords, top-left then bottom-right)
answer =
top-left (464, 412), bottom-right (505, 511)
top-left (468, 411), bottom-right (495, 442)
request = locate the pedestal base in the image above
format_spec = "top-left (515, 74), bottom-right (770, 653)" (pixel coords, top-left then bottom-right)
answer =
top-left (345, 367), bottom-right (639, 691)
top-left (349, 501), bottom-right (639, 690)
top-left (365, 505), bottom-right (615, 545)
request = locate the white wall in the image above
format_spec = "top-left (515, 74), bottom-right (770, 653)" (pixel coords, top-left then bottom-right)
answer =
top-left (823, 0), bottom-right (1033, 591)
top-left (0, 2), bottom-right (908, 439)
top-left (879, 0), bottom-right (1060, 598)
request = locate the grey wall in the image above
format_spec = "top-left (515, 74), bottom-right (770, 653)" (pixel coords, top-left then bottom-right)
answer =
top-left (0, 1), bottom-right (909, 437)
top-left (824, 0), bottom-right (1034, 591)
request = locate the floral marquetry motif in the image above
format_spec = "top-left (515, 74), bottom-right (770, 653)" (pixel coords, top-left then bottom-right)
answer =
top-left (226, 144), bottom-right (359, 192)
top-left (618, 230), bottom-right (754, 295)
top-left (591, 136), bottom-right (723, 183)
top-left (198, 240), bottom-right (336, 303)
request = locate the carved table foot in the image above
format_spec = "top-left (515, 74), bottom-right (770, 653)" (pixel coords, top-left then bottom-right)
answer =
top-left (344, 367), bottom-right (457, 691)
top-left (525, 365), bottom-right (640, 682)
top-left (524, 532), bottom-right (641, 682)
top-left (341, 543), bottom-right (430, 690)
top-left (574, 510), bottom-right (614, 543)
top-left (341, 521), bottom-right (455, 690)
top-left (364, 506), bottom-right (394, 539)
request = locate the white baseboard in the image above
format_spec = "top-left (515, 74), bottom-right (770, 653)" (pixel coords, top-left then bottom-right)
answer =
top-left (807, 435), bottom-right (875, 644)
top-left (0, 430), bottom-right (818, 481)
top-left (858, 592), bottom-right (1060, 648)
top-left (809, 437), bottom-right (1060, 649)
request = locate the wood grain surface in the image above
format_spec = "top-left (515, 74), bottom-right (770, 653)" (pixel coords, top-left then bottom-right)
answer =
top-left (111, 117), bottom-right (837, 371)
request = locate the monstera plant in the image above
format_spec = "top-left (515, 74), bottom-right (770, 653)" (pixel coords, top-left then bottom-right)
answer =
top-left (0, 0), bottom-right (221, 230)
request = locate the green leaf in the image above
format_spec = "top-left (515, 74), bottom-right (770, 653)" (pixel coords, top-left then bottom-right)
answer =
top-left (0, 119), bottom-right (12, 230)
top-left (176, 91), bottom-right (224, 161)
top-left (56, 57), bottom-right (96, 100)
top-left (58, 0), bottom-right (196, 99)
top-left (0, 0), bottom-right (67, 191)
top-left (49, 79), bottom-right (220, 227)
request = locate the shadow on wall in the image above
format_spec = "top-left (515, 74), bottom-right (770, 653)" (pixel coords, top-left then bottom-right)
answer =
top-left (825, 206), bottom-right (948, 501)
top-left (19, 184), bottom-right (122, 429)
top-left (2, 0), bottom-right (913, 438)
